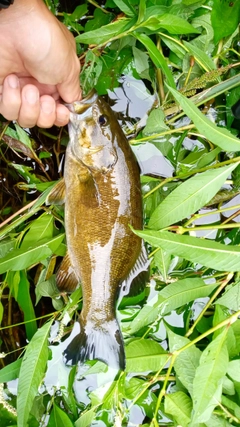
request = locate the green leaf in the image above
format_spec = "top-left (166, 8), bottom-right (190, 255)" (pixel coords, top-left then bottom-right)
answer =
top-left (168, 329), bottom-right (201, 396)
top-left (134, 33), bottom-right (175, 88)
top-left (126, 338), bottom-right (169, 372)
top-left (153, 248), bottom-right (171, 282)
top-left (215, 281), bottom-right (240, 311)
top-left (17, 320), bottom-right (53, 427)
top-left (75, 18), bottom-right (134, 45)
top-left (21, 213), bottom-right (54, 250)
top-left (133, 230), bottom-right (240, 272)
top-left (15, 271), bottom-right (37, 340)
top-left (211, 0), bottom-right (240, 43)
top-left (113, 0), bottom-right (136, 17)
top-left (168, 86), bottom-right (240, 152)
top-left (0, 234), bottom-right (64, 274)
top-left (75, 408), bottom-right (96, 427)
top-left (158, 278), bottom-right (218, 316)
top-left (143, 108), bottom-right (169, 135)
top-left (0, 359), bottom-right (22, 383)
top-left (191, 330), bottom-right (229, 423)
top-left (165, 391), bottom-right (192, 426)
top-left (0, 239), bottom-right (15, 258)
top-left (141, 13), bottom-right (200, 35)
top-left (149, 163), bottom-right (237, 229)
top-left (132, 46), bottom-right (150, 80)
top-left (227, 360), bottom-right (240, 383)
top-left (50, 404), bottom-right (74, 427)
top-left (183, 40), bottom-right (216, 71)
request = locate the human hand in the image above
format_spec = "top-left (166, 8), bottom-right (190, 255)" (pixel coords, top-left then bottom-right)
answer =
top-left (0, 0), bottom-right (81, 128)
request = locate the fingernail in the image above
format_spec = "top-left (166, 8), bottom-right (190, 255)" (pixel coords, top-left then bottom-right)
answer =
top-left (25, 89), bottom-right (39, 105)
top-left (41, 101), bottom-right (54, 115)
top-left (7, 75), bottom-right (19, 89)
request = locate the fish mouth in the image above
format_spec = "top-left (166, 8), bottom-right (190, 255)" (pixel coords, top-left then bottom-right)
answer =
top-left (65, 90), bottom-right (98, 115)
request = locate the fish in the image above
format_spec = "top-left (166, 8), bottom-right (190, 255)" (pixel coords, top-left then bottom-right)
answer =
top-left (48, 91), bottom-right (147, 370)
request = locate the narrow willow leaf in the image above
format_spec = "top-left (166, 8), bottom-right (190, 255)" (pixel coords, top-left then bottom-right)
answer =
top-left (16, 271), bottom-right (37, 340)
top-left (0, 234), bottom-right (64, 274)
top-left (159, 278), bottom-right (218, 316)
top-left (215, 281), bottom-right (240, 311)
top-left (149, 163), bottom-right (237, 230)
top-left (75, 18), bottom-right (134, 45)
top-left (75, 408), bottom-right (96, 427)
top-left (168, 329), bottom-right (201, 396)
top-left (134, 33), bottom-right (175, 88)
top-left (126, 338), bottom-right (168, 372)
top-left (153, 248), bottom-right (171, 282)
top-left (0, 359), bottom-right (22, 383)
top-left (165, 391), bottom-right (192, 426)
top-left (191, 330), bottom-right (229, 423)
top-left (183, 40), bottom-right (216, 71)
top-left (142, 13), bottom-right (200, 34)
top-left (132, 229), bottom-right (240, 272)
top-left (127, 294), bottom-right (160, 334)
top-left (168, 86), bottom-right (240, 151)
top-left (17, 320), bottom-right (53, 427)
top-left (51, 404), bottom-right (74, 427)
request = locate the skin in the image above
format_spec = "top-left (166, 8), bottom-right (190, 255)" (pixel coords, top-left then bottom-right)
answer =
top-left (0, 0), bottom-right (81, 128)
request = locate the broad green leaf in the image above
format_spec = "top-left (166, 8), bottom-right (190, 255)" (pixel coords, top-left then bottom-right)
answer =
top-left (0, 234), bottom-right (64, 274)
top-left (132, 46), bottom-right (150, 80)
top-left (227, 360), bottom-right (240, 383)
top-left (211, 0), bottom-right (240, 43)
top-left (16, 271), bottom-right (37, 340)
top-left (165, 391), bottom-right (191, 426)
top-left (215, 281), bottom-right (240, 311)
top-left (158, 278), bottom-right (218, 316)
top-left (17, 320), bottom-right (53, 427)
top-left (0, 359), bottom-right (22, 383)
top-left (137, 0), bottom-right (146, 24)
top-left (126, 338), bottom-right (168, 372)
top-left (143, 108), bottom-right (168, 135)
top-left (21, 213), bottom-right (54, 250)
top-left (149, 163), bottom-right (237, 230)
top-left (126, 293), bottom-right (160, 334)
top-left (204, 414), bottom-right (234, 427)
top-left (132, 230), bottom-right (240, 272)
top-left (222, 395), bottom-right (240, 419)
top-left (75, 408), bottom-right (96, 427)
top-left (183, 40), bottom-right (216, 71)
top-left (168, 329), bottom-right (201, 396)
top-left (191, 330), bottom-right (229, 423)
top-left (50, 404), bottom-right (74, 427)
top-left (75, 18), bottom-right (134, 45)
top-left (168, 86), bottom-right (240, 151)
top-left (153, 248), bottom-right (171, 282)
top-left (141, 13), bottom-right (200, 34)
top-left (113, 0), bottom-right (136, 17)
top-left (0, 239), bottom-right (15, 258)
top-left (134, 33), bottom-right (175, 88)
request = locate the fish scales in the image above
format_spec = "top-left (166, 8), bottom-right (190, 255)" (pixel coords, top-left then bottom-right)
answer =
top-left (57, 93), bottom-right (144, 370)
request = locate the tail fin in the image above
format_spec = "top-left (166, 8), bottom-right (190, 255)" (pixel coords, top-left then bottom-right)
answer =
top-left (63, 318), bottom-right (125, 370)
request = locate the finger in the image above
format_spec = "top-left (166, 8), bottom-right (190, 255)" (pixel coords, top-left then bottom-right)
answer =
top-left (37, 95), bottom-right (56, 128)
top-left (0, 75), bottom-right (21, 120)
top-left (57, 56), bottom-right (82, 103)
top-left (18, 85), bottom-right (40, 128)
top-left (54, 103), bottom-right (70, 127)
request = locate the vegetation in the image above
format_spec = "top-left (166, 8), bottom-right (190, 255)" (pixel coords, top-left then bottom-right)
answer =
top-left (0, 0), bottom-right (240, 426)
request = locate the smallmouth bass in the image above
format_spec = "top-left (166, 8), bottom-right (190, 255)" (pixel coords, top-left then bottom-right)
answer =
top-left (50, 92), bottom-right (146, 370)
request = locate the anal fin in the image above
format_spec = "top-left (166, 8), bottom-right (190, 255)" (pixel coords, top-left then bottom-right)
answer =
top-left (56, 252), bottom-right (80, 293)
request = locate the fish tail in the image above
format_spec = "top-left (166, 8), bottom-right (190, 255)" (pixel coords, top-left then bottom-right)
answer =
top-left (63, 317), bottom-right (125, 371)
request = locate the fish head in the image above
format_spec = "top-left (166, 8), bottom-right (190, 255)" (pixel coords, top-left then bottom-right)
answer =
top-left (67, 92), bottom-right (118, 173)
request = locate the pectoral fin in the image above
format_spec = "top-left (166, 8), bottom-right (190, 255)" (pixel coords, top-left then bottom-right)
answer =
top-left (46, 179), bottom-right (65, 205)
top-left (56, 252), bottom-right (80, 293)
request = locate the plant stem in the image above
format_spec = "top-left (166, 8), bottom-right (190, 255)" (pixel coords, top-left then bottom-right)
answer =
top-left (131, 124), bottom-right (195, 144)
top-left (185, 272), bottom-right (233, 337)
top-left (183, 203), bottom-right (240, 227)
top-left (172, 222), bottom-right (240, 234)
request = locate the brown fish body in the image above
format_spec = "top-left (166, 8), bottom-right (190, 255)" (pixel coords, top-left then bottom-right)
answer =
top-left (58, 94), bottom-right (143, 369)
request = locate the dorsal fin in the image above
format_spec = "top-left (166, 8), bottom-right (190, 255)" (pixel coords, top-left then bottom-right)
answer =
top-left (56, 252), bottom-right (80, 293)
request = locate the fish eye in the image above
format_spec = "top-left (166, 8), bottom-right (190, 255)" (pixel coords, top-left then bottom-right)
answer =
top-left (98, 115), bottom-right (107, 126)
